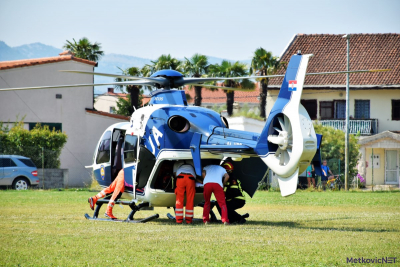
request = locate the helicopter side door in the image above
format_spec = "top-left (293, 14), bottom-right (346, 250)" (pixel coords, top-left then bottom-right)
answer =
top-left (123, 134), bottom-right (156, 198)
top-left (123, 134), bottom-right (139, 195)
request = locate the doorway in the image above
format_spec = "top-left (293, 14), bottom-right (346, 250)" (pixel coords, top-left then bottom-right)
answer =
top-left (385, 150), bottom-right (399, 184)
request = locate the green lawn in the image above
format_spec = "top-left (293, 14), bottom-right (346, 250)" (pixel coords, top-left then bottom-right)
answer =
top-left (0, 189), bottom-right (399, 266)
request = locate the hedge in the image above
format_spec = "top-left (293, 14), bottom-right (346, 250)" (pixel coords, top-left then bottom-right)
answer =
top-left (0, 121), bottom-right (68, 168)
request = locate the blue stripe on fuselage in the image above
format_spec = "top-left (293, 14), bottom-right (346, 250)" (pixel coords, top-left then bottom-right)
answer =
top-left (277, 54), bottom-right (302, 101)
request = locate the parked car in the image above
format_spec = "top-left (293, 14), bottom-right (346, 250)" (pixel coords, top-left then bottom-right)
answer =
top-left (0, 155), bottom-right (39, 190)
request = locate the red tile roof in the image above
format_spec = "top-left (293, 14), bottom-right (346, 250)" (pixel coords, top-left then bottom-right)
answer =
top-left (142, 96), bottom-right (151, 105)
top-left (269, 33), bottom-right (400, 88)
top-left (85, 108), bottom-right (130, 121)
top-left (105, 92), bottom-right (129, 100)
top-left (185, 84), bottom-right (260, 104)
top-left (0, 54), bottom-right (97, 70)
top-left (101, 92), bottom-right (151, 105)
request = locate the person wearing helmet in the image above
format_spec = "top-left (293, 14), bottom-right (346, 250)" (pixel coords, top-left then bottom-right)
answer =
top-left (217, 161), bottom-right (248, 224)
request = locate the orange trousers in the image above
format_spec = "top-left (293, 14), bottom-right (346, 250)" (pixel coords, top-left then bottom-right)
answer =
top-left (175, 174), bottom-right (196, 223)
top-left (95, 169), bottom-right (125, 208)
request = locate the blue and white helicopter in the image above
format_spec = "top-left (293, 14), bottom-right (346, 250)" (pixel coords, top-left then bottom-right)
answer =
top-left (2, 52), bottom-right (387, 223)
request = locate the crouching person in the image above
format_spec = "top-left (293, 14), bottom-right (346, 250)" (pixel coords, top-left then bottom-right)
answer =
top-left (88, 169), bottom-right (125, 219)
top-left (202, 164), bottom-right (230, 225)
top-left (217, 162), bottom-right (247, 224)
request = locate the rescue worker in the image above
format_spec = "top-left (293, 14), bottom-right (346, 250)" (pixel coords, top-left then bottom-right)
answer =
top-left (174, 161), bottom-right (197, 224)
top-left (217, 162), bottom-right (247, 224)
top-left (88, 169), bottom-right (125, 220)
top-left (202, 164), bottom-right (230, 225)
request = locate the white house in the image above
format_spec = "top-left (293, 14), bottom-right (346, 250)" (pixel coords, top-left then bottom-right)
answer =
top-left (0, 51), bottom-right (129, 187)
top-left (94, 88), bottom-right (128, 114)
top-left (267, 33), bottom-right (400, 186)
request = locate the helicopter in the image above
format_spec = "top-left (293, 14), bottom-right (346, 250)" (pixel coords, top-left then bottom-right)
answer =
top-left (1, 52), bottom-right (388, 223)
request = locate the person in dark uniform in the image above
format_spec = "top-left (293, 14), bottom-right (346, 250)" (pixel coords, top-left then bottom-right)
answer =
top-left (216, 162), bottom-right (249, 224)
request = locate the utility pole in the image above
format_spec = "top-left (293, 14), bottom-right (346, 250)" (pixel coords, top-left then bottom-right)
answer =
top-left (343, 34), bottom-right (351, 191)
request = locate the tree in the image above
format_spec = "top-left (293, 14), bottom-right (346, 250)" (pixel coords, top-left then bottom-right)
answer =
top-left (209, 60), bottom-right (254, 116)
top-left (250, 48), bottom-right (284, 119)
top-left (179, 54), bottom-right (209, 106)
top-left (0, 120), bottom-right (67, 168)
top-left (63, 37), bottom-right (104, 62)
top-left (313, 124), bottom-right (360, 183)
top-left (114, 67), bottom-right (143, 116)
top-left (116, 93), bottom-right (144, 117)
top-left (150, 54), bottom-right (181, 72)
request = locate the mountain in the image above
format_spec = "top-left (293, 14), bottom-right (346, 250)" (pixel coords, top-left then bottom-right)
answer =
top-left (0, 41), bottom-right (251, 94)
top-left (0, 41), bottom-right (63, 61)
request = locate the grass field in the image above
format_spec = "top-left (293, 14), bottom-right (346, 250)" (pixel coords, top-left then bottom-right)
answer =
top-left (0, 189), bottom-right (399, 266)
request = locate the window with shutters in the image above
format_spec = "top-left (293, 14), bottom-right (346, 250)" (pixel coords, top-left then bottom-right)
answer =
top-left (392, 100), bottom-right (400, 120)
top-left (300, 99), bottom-right (317, 120)
top-left (320, 101), bottom-right (334, 119)
top-left (354, 100), bottom-right (370, 119)
top-left (335, 100), bottom-right (346, 119)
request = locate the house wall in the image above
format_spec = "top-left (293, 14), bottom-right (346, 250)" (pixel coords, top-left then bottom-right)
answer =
top-left (94, 95), bottom-right (118, 113)
top-left (365, 147), bottom-right (385, 185)
top-left (0, 62), bottom-right (127, 187)
top-left (361, 138), bottom-right (400, 185)
top-left (267, 89), bottom-right (400, 133)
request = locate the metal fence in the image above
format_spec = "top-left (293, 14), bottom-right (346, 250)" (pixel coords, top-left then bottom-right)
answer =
top-left (319, 119), bottom-right (378, 135)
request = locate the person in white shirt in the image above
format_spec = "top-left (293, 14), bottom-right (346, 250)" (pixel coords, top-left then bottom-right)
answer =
top-left (202, 164), bottom-right (230, 225)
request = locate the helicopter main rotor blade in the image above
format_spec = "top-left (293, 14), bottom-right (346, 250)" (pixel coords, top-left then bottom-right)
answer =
top-left (181, 69), bottom-right (390, 86)
top-left (0, 80), bottom-right (156, 92)
top-left (305, 69), bottom-right (391, 76)
top-left (189, 83), bottom-right (255, 92)
top-left (60, 70), bottom-right (168, 84)
top-left (181, 75), bottom-right (284, 85)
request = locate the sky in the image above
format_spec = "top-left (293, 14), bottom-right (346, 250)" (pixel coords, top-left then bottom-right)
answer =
top-left (0, 0), bottom-right (399, 61)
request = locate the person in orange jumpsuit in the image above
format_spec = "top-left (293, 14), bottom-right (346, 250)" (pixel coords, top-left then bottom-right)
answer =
top-left (174, 162), bottom-right (197, 224)
top-left (88, 169), bottom-right (125, 219)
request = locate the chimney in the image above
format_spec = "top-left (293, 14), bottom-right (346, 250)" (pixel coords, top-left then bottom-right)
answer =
top-left (59, 50), bottom-right (74, 56)
top-left (107, 88), bottom-right (114, 94)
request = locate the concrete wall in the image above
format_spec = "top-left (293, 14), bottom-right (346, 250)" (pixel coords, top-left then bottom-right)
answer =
top-left (267, 89), bottom-right (400, 133)
top-left (37, 169), bottom-right (68, 189)
top-left (0, 61), bottom-right (128, 187)
top-left (365, 148), bottom-right (386, 185)
top-left (94, 95), bottom-right (118, 113)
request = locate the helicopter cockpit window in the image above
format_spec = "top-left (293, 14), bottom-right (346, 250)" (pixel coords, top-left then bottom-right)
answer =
top-left (124, 135), bottom-right (138, 164)
top-left (96, 131), bottom-right (111, 164)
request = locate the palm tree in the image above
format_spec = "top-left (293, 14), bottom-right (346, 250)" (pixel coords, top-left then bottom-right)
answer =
top-left (63, 37), bottom-right (104, 62)
top-left (114, 67), bottom-right (143, 115)
top-left (179, 54), bottom-right (209, 106)
top-left (150, 54), bottom-right (181, 72)
top-left (209, 60), bottom-right (255, 116)
top-left (250, 47), bottom-right (284, 119)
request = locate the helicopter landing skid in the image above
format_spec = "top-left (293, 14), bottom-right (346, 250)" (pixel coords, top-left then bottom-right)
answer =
top-left (84, 213), bottom-right (159, 223)
top-left (86, 199), bottom-right (158, 223)
top-left (166, 213), bottom-right (204, 222)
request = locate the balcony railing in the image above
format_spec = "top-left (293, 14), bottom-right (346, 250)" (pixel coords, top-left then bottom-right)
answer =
top-left (318, 119), bottom-right (378, 135)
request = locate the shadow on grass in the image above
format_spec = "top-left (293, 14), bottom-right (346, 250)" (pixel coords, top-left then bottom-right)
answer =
top-left (245, 220), bottom-right (398, 233)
